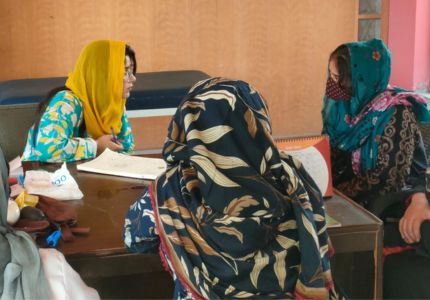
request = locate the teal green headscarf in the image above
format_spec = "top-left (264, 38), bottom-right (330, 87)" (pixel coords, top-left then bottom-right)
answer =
top-left (322, 39), bottom-right (430, 173)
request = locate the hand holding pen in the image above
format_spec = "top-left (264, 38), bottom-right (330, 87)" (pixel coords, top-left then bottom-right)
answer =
top-left (111, 126), bottom-right (120, 144)
top-left (95, 128), bottom-right (123, 154)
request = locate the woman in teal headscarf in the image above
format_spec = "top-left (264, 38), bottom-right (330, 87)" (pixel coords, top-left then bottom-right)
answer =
top-left (322, 39), bottom-right (430, 298)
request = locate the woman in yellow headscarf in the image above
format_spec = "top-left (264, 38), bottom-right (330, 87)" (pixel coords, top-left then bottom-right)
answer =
top-left (22, 40), bottom-right (136, 162)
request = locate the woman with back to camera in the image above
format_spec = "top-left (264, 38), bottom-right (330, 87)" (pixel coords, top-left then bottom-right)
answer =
top-left (322, 39), bottom-right (430, 298)
top-left (124, 78), bottom-right (337, 299)
top-left (22, 40), bottom-right (136, 162)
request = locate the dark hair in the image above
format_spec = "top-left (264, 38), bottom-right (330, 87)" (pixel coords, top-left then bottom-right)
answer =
top-left (32, 44), bottom-right (137, 145)
top-left (329, 45), bottom-right (352, 96)
top-left (126, 44), bottom-right (137, 75)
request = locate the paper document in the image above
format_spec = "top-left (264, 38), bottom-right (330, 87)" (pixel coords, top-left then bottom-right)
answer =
top-left (77, 149), bottom-right (167, 180)
top-left (275, 135), bottom-right (333, 198)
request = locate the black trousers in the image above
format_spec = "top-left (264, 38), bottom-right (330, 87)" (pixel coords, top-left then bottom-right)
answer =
top-left (384, 250), bottom-right (430, 299)
top-left (383, 222), bottom-right (430, 299)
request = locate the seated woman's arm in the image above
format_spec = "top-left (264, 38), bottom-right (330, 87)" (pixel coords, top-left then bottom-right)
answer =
top-left (407, 132), bottom-right (427, 191)
top-left (30, 94), bottom-right (97, 162)
top-left (118, 112), bottom-right (135, 153)
top-left (400, 192), bottom-right (430, 243)
top-left (123, 188), bottom-right (160, 253)
top-left (398, 126), bottom-right (430, 243)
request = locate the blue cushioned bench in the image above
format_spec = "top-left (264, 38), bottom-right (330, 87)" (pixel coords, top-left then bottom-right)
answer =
top-left (0, 70), bottom-right (210, 114)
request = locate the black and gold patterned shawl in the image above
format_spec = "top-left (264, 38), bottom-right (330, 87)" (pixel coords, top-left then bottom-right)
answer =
top-left (152, 78), bottom-right (334, 299)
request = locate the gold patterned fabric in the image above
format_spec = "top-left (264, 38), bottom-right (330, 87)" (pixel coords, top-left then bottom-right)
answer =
top-left (152, 78), bottom-right (336, 299)
top-left (333, 106), bottom-right (425, 212)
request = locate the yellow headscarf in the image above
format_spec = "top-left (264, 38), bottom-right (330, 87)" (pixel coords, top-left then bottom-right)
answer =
top-left (65, 40), bottom-right (126, 139)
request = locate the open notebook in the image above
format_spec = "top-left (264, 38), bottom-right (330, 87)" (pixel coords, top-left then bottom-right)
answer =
top-left (77, 149), bottom-right (166, 180)
top-left (275, 135), bottom-right (333, 198)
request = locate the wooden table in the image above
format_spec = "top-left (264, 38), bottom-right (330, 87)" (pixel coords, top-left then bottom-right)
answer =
top-left (23, 161), bottom-right (149, 257)
top-left (23, 162), bottom-right (382, 299)
top-left (23, 161), bottom-right (174, 299)
top-left (326, 189), bottom-right (383, 300)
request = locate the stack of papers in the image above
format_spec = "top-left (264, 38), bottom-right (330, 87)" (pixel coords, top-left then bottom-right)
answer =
top-left (77, 149), bottom-right (167, 180)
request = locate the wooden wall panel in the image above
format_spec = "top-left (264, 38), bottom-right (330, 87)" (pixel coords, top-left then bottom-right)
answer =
top-left (0, 0), bottom-right (356, 150)
top-left (129, 116), bottom-right (171, 151)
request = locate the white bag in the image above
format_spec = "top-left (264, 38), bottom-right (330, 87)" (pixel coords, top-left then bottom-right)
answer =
top-left (24, 163), bottom-right (84, 200)
top-left (39, 248), bottom-right (100, 300)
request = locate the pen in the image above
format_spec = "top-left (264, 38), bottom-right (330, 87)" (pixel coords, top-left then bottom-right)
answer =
top-left (110, 126), bottom-right (119, 144)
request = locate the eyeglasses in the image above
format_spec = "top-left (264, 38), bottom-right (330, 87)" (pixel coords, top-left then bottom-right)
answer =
top-left (124, 68), bottom-right (135, 80)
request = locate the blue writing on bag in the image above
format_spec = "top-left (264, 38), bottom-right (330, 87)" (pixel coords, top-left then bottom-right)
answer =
top-left (52, 175), bottom-right (67, 186)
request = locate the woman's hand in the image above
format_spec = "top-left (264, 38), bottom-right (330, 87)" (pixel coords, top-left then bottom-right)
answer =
top-left (96, 134), bottom-right (123, 154)
top-left (399, 192), bottom-right (430, 244)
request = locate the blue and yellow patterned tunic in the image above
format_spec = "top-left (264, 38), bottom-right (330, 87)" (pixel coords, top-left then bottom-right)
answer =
top-left (22, 90), bottom-right (134, 162)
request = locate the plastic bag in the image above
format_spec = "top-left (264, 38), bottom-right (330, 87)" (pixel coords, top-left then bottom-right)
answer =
top-left (39, 248), bottom-right (100, 300)
top-left (15, 191), bottom-right (39, 208)
top-left (24, 163), bottom-right (84, 200)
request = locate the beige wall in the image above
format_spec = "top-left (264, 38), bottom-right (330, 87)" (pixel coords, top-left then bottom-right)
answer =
top-left (0, 0), bottom-right (356, 150)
